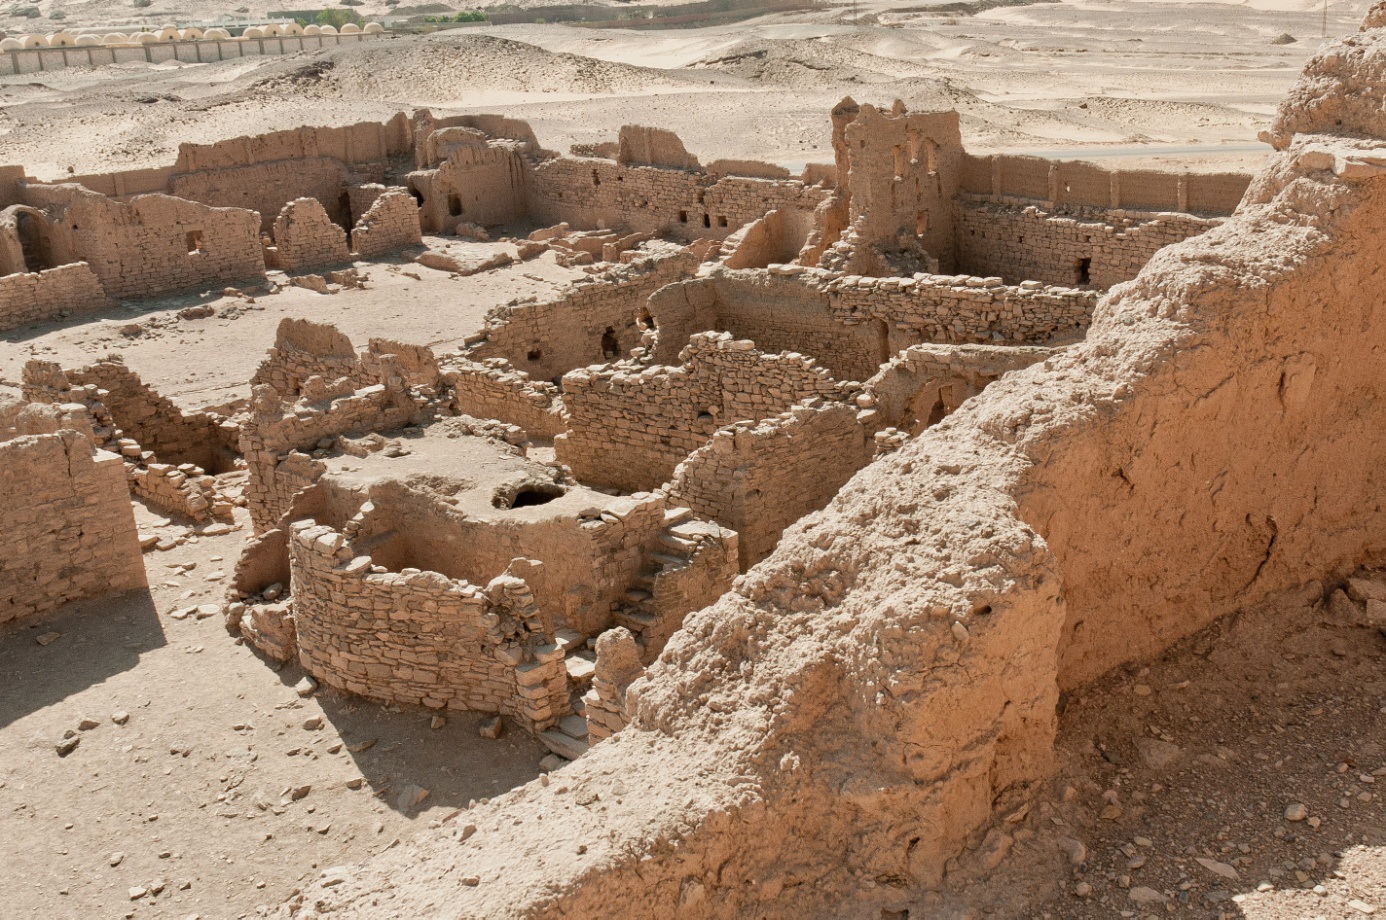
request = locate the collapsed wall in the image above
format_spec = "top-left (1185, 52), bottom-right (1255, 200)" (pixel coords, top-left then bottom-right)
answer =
top-left (557, 332), bottom-right (853, 493)
top-left (281, 13), bottom-right (1386, 918)
top-left (0, 428), bottom-right (147, 626)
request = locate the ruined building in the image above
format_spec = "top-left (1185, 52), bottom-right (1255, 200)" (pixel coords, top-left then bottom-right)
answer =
top-left (3, 20), bottom-right (1365, 914)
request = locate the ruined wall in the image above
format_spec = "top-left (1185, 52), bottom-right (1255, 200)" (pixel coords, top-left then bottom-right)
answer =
top-left (409, 139), bottom-right (528, 233)
top-left (957, 199), bottom-right (1223, 288)
top-left (0, 430), bottom-right (146, 625)
top-left (468, 247), bottom-right (698, 381)
top-left (864, 342), bottom-right (1058, 435)
top-left (558, 332), bottom-right (852, 492)
top-left (669, 404), bottom-right (871, 569)
top-left (290, 517), bottom-right (570, 731)
top-left (959, 151), bottom-right (1251, 215)
top-left (65, 357), bottom-right (239, 473)
top-left (35, 187), bottom-right (266, 300)
top-left (171, 157), bottom-right (353, 233)
top-left (0, 262), bottom-right (108, 331)
top-left (443, 358), bottom-right (567, 440)
top-left (349, 189), bottom-right (422, 259)
top-left (267, 198), bottom-right (350, 273)
top-left (527, 155), bottom-right (830, 242)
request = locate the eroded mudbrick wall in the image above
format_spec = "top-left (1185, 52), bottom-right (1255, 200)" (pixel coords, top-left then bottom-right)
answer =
top-left (349, 189), bottom-right (422, 259)
top-left (557, 332), bottom-right (853, 492)
top-left (669, 404), bottom-right (872, 569)
top-left (409, 136), bottom-right (529, 233)
top-left (0, 429), bottom-right (147, 625)
top-left (268, 198), bottom-right (350, 272)
top-left (957, 201), bottom-right (1223, 288)
top-left (468, 247), bottom-right (698, 381)
top-left (0, 262), bottom-right (107, 331)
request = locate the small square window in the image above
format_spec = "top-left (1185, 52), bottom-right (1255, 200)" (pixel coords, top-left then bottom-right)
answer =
top-left (186, 230), bottom-right (204, 254)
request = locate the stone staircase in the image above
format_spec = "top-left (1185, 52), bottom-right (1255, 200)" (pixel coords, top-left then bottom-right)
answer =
top-left (538, 627), bottom-right (596, 760)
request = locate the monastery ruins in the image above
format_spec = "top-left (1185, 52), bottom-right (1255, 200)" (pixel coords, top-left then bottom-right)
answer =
top-left (6, 6), bottom-right (1386, 912)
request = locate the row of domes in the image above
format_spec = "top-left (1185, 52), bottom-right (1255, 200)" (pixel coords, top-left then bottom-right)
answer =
top-left (0, 22), bottom-right (385, 50)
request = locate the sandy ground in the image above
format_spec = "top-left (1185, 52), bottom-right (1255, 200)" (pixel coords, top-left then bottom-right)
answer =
top-left (0, 241), bottom-right (584, 409)
top-left (0, 0), bottom-right (1371, 180)
top-left (0, 502), bottom-right (548, 920)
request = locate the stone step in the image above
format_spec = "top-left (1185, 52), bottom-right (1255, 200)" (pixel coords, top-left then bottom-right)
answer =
top-left (623, 588), bottom-right (652, 604)
top-left (565, 651), bottom-right (596, 684)
top-left (649, 552), bottom-right (687, 569)
top-left (663, 506), bottom-right (693, 526)
top-left (538, 728), bottom-right (589, 761)
top-left (554, 628), bottom-right (584, 653)
top-left (616, 609), bottom-right (656, 631)
top-left (558, 714), bottom-right (589, 740)
top-left (658, 533), bottom-right (697, 555)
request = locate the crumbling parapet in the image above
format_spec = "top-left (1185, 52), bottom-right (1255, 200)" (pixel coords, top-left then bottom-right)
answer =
top-left (266, 197), bottom-right (349, 273)
top-left (349, 189), bottom-right (422, 259)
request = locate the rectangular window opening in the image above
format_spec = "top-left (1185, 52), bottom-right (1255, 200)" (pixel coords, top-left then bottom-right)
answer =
top-left (186, 230), bottom-right (204, 254)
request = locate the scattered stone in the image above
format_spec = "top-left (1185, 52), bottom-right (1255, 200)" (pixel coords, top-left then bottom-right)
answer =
top-left (55, 736), bottom-right (80, 757)
top-left (128, 886), bottom-right (147, 900)
top-left (1074, 881), bottom-right (1092, 897)
top-left (346, 738), bottom-right (376, 753)
top-left (479, 716), bottom-right (503, 739)
top-left (1136, 737), bottom-right (1182, 770)
top-left (36, 632), bottom-right (61, 646)
top-left (539, 754), bottom-right (566, 772)
top-left (430, 715), bottom-right (446, 730)
top-left (1285, 802), bottom-right (1309, 821)
top-left (1128, 886), bottom-right (1168, 905)
top-left (109, 852), bottom-right (124, 867)
top-left (1350, 900), bottom-right (1378, 914)
top-left (397, 784), bottom-right (430, 810)
top-left (111, 711), bottom-right (130, 725)
top-left (302, 716), bottom-right (324, 731)
top-left (289, 785), bottom-right (311, 801)
top-left (294, 676), bottom-right (318, 697)
top-left (1056, 836), bottom-right (1087, 866)
top-left (77, 718), bottom-right (100, 731)
top-left (1196, 857), bottom-right (1239, 880)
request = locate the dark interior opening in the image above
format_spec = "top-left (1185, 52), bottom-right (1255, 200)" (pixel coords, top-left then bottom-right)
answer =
top-left (492, 481), bottom-right (568, 510)
top-left (186, 230), bottom-right (204, 254)
top-left (702, 213), bottom-right (711, 229)
top-left (448, 193), bottom-right (463, 218)
top-left (511, 488), bottom-right (561, 508)
top-left (407, 187), bottom-right (424, 207)
top-left (592, 169), bottom-right (601, 187)
top-left (16, 212), bottom-right (48, 272)
top-left (601, 326), bottom-right (619, 359)
top-left (1076, 256), bottom-right (1092, 285)
top-left (337, 191), bottom-right (353, 230)
top-left (527, 348), bottom-right (542, 361)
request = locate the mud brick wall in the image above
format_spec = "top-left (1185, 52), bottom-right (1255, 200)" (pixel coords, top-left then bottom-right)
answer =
top-left (0, 262), bottom-right (108, 332)
top-left (171, 157), bottom-right (352, 233)
top-left (350, 189), bottom-right (422, 259)
top-left (641, 523), bottom-right (740, 657)
top-left (956, 200), bottom-right (1222, 289)
top-left (646, 270), bottom-right (888, 383)
top-left (0, 430), bottom-right (147, 625)
top-left (669, 405), bottom-right (871, 569)
top-left (527, 155), bottom-right (829, 241)
top-left (443, 358), bottom-right (567, 440)
top-left (468, 248), bottom-right (698, 382)
top-left (557, 332), bottom-right (853, 493)
top-left (410, 142), bottom-right (528, 233)
top-left (863, 342), bottom-right (1058, 435)
top-left (289, 519), bottom-right (569, 730)
top-left (67, 357), bottom-right (238, 471)
top-left (60, 189), bottom-right (265, 300)
top-left (818, 267), bottom-right (1098, 347)
top-left (268, 198), bottom-right (350, 273)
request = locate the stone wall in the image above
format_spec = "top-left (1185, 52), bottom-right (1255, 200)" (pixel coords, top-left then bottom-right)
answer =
top-left (957, 199), bottom-right (1224, 288)
top-left (959, 151), bottom-right (1251, 215)
top-left (669, 403), bottom-right (872, 569)
top-left (0, 429), bottom-right (146, 626)
top-left (267, 197), bottom-right (350, 273)
top-left (864, 342), bottom-right (1058, 435)
top-left (349, 189), bottom-right (422, 259)
top-left (467, 246), bottom-right (698, 382)
top-left (66, 356), bottom-right (239, 473)
top-left (557, 332), bottom-right (854, 493)
top-left (171, 156), bottom-right (355, 234)
top-left (289, 516), bottom-right (570, 731)
top-left (31, 186), bottom-right (266, 300)
top-left (527, 153), bottom-right (830, 242)
top-left (409, 137), bottom-right (529, 233)
top-left (0, 262), bottom-right (107, 332)
top-left (442, 357), bottom-right (567, 440)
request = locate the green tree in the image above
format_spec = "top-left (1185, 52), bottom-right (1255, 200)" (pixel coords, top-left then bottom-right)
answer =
top-left (314, 8), bottom-right (363, 28)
